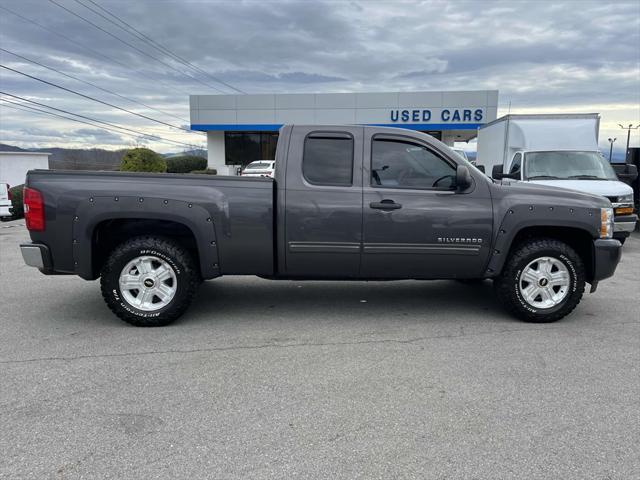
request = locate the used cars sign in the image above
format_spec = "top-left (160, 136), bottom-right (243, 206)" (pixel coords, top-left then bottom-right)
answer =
top-left (390, 108), bottom-right (484, 123)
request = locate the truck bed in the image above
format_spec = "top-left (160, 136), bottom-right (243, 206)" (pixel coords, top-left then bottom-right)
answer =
top-left (25, 170), bottom-right (275, 279)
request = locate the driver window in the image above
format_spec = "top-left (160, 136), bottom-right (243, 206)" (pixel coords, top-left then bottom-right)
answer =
top-left (371, 139), bottom-right (456, 189)
top-left (510, 153), bottom-right (522, 175)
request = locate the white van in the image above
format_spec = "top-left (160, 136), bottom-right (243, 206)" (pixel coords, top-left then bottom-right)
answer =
top-left (476, 114), bottom-right (636, 242)
top-left (0, 183), bottom-right (12, 219)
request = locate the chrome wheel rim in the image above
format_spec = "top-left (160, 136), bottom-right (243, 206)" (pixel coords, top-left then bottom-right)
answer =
top-left (119, 256), bottom-right (177, 311)
top-left (518, 256), bottom-right (570, 309)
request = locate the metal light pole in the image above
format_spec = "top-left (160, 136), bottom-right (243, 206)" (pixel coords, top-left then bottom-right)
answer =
top-left (608, 137), bottom-right (616, 162)
top-left (618, 123), bottom-right (640, 162)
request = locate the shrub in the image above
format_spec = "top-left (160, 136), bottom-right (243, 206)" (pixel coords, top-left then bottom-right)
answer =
top-left (120, 148), bottom-right (166, 173)
top-left (166, 155), bottom-right (207, 173)
top-left (190, 169), bottom-right (217, 175)
top-left (9, 184), bottom-right (24, 218)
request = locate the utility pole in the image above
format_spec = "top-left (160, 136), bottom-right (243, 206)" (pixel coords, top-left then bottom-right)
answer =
top-left (608, 137), bottom-right (616, 162)
top-left (618, 123), bottom-right (640, 162)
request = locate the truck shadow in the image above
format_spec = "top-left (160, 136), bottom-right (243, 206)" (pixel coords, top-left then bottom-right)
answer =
top-left (186, 278), bottom-right (518, 327)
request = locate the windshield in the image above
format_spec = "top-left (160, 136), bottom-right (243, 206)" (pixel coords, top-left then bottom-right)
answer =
top-left (524, 151), bottom-right (618, 180)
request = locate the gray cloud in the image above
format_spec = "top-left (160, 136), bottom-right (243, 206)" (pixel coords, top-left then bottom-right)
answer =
top-left (0, 0), bottom-right (638, 151)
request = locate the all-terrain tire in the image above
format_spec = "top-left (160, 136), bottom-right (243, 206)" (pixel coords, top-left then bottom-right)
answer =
top-left (100, 236), bottom-right (200, 326)
top-left (495, 238), bottom-right (585, 323)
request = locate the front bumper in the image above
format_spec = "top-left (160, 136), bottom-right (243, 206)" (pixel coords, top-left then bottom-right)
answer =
top-left (20, 243), bottom-right (53, 273)
top-left (613, 213), bottom-right (637, 236)
top-left (592, 238), bottom-right (622, 282)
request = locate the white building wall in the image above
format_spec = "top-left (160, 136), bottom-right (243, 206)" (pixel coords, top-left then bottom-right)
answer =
top-left (0, 152), bottom-right (50, 187)
top-left (206, 131), bottom-right (226, 172)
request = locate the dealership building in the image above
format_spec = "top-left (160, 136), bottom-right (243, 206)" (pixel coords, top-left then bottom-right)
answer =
top-left (189, 90), bottom-right (498, 174)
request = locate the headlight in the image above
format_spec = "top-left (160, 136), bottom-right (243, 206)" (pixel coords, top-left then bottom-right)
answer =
top-left (613, 193), bottom-right (634, 215)
top-left (600, 207), bottom-right (614, 238)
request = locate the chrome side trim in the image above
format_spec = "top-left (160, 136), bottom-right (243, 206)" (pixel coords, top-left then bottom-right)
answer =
top-left (288, 242), bottom-right (361, 253)
top-left (288, 242), bottom-right (483, 255)
top-left (363, 243), bottom-right (481, 255)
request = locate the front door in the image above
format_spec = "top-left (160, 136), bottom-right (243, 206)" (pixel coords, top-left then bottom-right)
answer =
top-left (284, 126), bottom-right (363, 278)
top-left (361, 132), bottom-right (493, 279)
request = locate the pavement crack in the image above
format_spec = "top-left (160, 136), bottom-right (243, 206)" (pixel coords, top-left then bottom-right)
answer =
top-left (0, 320), bottom-right (636, 365)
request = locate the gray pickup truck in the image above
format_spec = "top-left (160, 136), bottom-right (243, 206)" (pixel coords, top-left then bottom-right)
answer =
top-left (20, 125), bottom-right (622, 326)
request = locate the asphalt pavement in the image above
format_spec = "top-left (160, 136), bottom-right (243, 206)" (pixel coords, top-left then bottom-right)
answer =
top-left (1, 221), bottom-right (638, 479)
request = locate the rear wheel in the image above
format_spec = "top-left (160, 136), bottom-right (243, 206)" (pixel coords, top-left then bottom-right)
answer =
top-left (495, 238), bottom-right (585, 322)
top-left (100, 236), bottom-right (199, 326)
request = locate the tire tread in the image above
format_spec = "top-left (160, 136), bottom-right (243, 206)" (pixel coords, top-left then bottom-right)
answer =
top-left (100, 236), bottom-right (199, 326)
top-left (495, 238), bottom-right (585, 323)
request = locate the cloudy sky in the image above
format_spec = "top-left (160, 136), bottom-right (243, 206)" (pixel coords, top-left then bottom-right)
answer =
top-left (0, 0), bottom-right (639, 154)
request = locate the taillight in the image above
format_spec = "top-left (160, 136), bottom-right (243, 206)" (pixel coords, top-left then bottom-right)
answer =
top-left (24, 187), bottom-right (45, 231)
top-left (6, 184), bottom-right (11, 201)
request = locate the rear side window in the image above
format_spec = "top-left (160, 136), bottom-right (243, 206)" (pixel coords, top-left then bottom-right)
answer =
top-left (303, 134), bottom-right (353, 186)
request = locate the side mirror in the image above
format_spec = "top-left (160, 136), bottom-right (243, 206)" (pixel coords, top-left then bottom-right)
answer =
top-left (612, 163), bottom-right (638, 185)
top-left (492, 164), bottom-right (520, 180)
top-left (476, 164), bottom-right (485, 173)
top-left (456, 165), bottom-right (472, 191)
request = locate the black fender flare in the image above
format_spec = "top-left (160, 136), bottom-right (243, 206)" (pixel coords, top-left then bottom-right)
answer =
top-left (484, 203), bottom-right (600, 277)
top-left (72, 195), bottom-right (220, 280)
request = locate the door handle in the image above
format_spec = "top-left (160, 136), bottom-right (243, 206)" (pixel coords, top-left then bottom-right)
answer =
top-left (370, 199), bottom-right (402, 210)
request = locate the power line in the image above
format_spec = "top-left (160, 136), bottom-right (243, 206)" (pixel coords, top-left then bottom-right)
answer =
top-left (0, 99), bottom-right (201, 151)
top-left (0, 64), bottom-right (195, 134)
top-left (0, 4), bottom-right (130, 69)
top-left (0, 100), bottom-right (199, 153)
top-left (1, 93), bottom-right (202, 149)
top-left (0, 92), bottom-right (202, 149)
top-left (77, 0), bottom-right (246, 94)
top-left (0, 101), bottom-right (166, 159)
top-left (0, 4), bottom-right (197, 99)
top-left (46, 0), bottom-right (228, 94)
top-left (0, 47), bottom-right (191, 125)
top-left (1, 93), bottom-right (166, 143)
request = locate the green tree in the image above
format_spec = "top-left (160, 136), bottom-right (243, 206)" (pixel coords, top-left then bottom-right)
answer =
top-left (9, 184), bottom-right (24, 219)
top-left (120, 148), bottom-right (167, 173)
top-left (166, 155), bottom-right (207, 173)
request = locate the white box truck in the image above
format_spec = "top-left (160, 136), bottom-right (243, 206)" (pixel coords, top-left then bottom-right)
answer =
top-left (476, 113), bottom-right (637, 243)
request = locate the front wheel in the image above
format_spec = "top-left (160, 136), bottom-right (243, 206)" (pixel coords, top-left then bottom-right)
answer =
top-left (100, 236), bottom-right (200, 326)
top-left (495, 238), bottom-right (585, 322)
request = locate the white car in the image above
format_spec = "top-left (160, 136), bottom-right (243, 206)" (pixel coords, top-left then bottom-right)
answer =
top-left (240, 160), bottom-right (275, 178)
top-left (0, 183), bottom-right (12, 219)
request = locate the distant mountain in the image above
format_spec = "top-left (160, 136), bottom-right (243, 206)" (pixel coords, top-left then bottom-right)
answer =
top-left (0, 143), bottom-right (27, 153)
top-left (0, 144), bottom-right (206, 170)
top-left (163, 149), bottom-right (207, 159)
top-left (0, 143), bottom-right (125, 170)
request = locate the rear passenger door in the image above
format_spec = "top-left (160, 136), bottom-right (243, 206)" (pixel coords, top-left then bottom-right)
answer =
top-left (284, 126), bottom-right (363, 278)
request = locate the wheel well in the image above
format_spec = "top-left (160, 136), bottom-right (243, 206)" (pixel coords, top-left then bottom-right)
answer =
top-left (507, 226), bottom-right (595, 281)
top-left (92, 219), bottom-right (199, 277)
